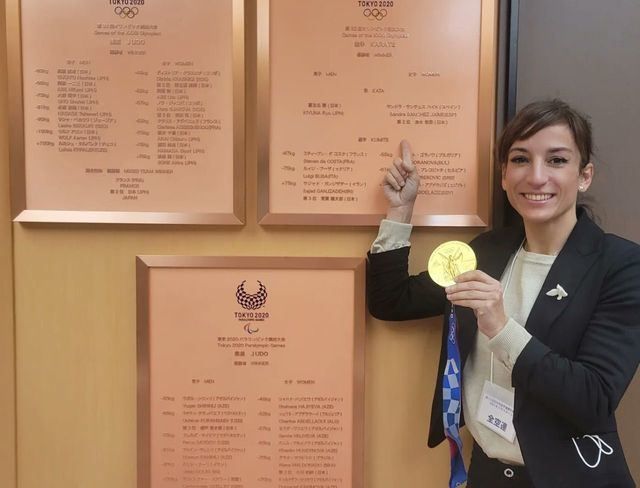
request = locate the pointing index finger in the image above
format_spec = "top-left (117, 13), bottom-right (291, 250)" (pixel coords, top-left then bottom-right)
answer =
top-left (400, 139), bottom-right (414, 172)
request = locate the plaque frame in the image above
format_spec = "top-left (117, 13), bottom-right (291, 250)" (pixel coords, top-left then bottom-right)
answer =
top-left (136, 255), bottom-right (366, 488)
top-left (257, 0), bottom-right (498, 227)
top-left (7, 0), bottom-right (245, 225)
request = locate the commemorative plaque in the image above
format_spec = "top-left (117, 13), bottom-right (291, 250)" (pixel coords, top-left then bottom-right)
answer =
top-left (8, 0), bottom-right (244, 224)
top-left (258, 0), bottom-right (497, 226)
top-left (136, 256), bottom-right (365, 488)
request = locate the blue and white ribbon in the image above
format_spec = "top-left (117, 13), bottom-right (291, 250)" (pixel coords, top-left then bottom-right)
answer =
top-left (442, 306), bottom-right (467, 488)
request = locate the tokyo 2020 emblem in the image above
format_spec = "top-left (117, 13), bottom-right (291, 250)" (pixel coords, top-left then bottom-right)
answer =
top-left (235, 280), bottom-right (268, 310)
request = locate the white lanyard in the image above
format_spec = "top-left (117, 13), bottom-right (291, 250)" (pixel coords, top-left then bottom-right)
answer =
top-left (489, 239), bottom-right (525, 383)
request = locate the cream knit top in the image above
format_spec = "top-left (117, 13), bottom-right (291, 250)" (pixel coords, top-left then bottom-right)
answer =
top-left (371, 220), bottom-right (556, 465)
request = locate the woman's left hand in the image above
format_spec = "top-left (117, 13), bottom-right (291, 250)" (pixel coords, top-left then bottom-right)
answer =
top-left (445, 270), bottom-right (508, 338)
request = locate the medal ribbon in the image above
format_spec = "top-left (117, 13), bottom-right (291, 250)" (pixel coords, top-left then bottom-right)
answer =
top-left (442, 305), bottom-right (466, 488)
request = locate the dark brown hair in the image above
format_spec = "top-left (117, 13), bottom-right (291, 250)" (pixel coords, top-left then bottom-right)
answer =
top-left (497, 99), bottom-right (593, 169)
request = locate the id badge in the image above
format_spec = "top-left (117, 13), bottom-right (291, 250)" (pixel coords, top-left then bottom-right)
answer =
top-left (476, 380), bottom-right (516, 443)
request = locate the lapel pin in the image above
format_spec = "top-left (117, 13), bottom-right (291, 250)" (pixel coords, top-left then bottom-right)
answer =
top-left (546, 284), bottom-right (568, 301)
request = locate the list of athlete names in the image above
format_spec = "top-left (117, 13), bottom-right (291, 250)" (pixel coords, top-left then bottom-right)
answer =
top-left (21, 0), bottom-right (235, 213)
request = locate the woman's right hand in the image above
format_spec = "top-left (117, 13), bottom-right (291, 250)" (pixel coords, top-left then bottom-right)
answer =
top-left (383, 140), bottom-right (420, 223)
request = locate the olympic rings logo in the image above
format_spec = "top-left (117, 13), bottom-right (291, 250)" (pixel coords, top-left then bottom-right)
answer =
top-left (114, 6), bottom-right (139, 18)
top-left (363, 8), bottom-right (387, 21)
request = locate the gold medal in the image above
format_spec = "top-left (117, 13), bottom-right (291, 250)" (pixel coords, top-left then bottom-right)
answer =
top-left (427, 241), bottom-right (477, 287)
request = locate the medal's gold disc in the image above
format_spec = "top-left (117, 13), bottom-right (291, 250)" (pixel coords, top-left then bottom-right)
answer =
top-left (427, 241), bottom-right (477, 287)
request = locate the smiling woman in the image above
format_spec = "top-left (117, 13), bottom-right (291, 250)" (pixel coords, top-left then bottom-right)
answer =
top-left (367, 100), bottom-right (640, 487)
top-left (499, 102), bottom-right (594, 255)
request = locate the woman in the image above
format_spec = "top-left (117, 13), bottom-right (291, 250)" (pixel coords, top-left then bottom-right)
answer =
top-left (367, 100), bottom-right (640, 487)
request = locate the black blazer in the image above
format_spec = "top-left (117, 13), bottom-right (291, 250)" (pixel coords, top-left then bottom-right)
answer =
top-left (367, 212), bottom-right (640, 487)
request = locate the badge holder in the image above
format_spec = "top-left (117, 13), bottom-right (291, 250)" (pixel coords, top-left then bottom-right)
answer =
top-left (476, 353), bottom-right (516, 443)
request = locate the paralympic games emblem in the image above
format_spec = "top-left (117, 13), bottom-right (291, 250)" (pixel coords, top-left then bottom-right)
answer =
top-left (363, 8), bottom-right (387, 21)
top-left (235, 280), bottom-right (269, 335)
top-left (236, 280), bottom-right (268, 310)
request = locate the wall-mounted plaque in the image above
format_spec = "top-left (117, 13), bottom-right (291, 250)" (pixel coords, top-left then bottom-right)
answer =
top-left (8, 0), bottom-right (244, 224)
top-left (136, 256), bottom-right (365, 488)
top-left (258, 0), bottom-right (497, 226)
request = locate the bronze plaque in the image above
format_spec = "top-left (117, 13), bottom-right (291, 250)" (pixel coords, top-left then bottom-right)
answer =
top-left (137, 256), bottom-right (365, 487)
top-left (258, 0), bottom-right (497, 226)
top-left (9, 0), bottom-right (244, 224)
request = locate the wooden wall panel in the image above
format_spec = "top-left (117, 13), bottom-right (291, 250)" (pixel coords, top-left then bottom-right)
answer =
top-left (1, 0), bottom-right (17, 485)
top-left (11, 211), bottom-right (477, 488)
top-left (6, 1), bottom-right (480, 487)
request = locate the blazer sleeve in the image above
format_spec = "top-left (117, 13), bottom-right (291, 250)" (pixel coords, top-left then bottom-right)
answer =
top-left (367, 246), bottom-right (447, 321)
top-left (512, 243), bottom-right (640, 431)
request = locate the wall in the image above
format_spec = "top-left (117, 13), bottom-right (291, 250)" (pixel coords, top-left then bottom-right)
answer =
top-left (516, 0), bottom-right (640, 480)
top-left (1, 0), bottom-right (17, 484)
top-left (7, 0), bottom-right (640, 485)
top-left (2, 1), bottom-right (484, 486)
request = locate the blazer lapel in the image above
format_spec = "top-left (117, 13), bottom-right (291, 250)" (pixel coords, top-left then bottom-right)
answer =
top-left (524, 214), bottom-right (603, 341)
